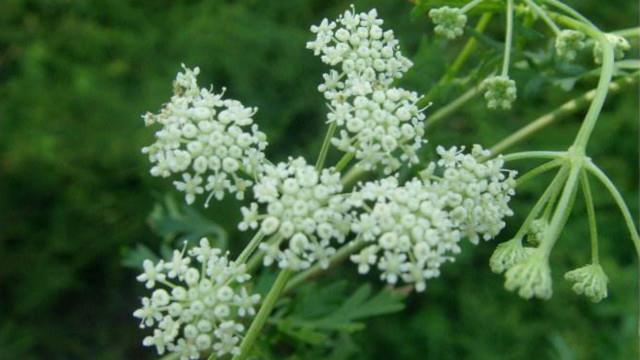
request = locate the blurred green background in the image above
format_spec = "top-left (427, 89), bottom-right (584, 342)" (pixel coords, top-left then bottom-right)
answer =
top-left (1, 0), bottom-right (638, 359)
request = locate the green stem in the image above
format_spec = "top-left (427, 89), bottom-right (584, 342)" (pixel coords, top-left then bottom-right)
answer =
top-left (285, 239), bottom-right (366, 292)
top-left (580, 170), bottom-right (599, 264)
top-left (421, 12), bottom-right (492, 105)
top-left (233, 269), bottom-right (293, 360)
top-left (524, 0), bottom-right (560, 34)
top-left (502, 151), bottom-right (565, 162)
top-left (335, 152), bottom-right (354, 172)
top-left (316, 122), bottom-right (337, 171)
top-left (540, 164), bottom-right (581, 256)
top-left (501, 0), bottom-right (514, 76)
top-left (236, 231), bottom-right (265, 265)
top-left (514, 165), bottom-right (569, 240)
top-left (515, 158), bottom-right (564, 187)
top-left (571, 32), bottom-right (615, 149)
top-left (489, 74), bottom-right (639, 155)
top-left (544, 0), bottom-right (595, 28)
top-left (461, 0), bottom-right (485, 13)
top-left (585, 162), bottom-right (640, 255)
top-left (425, 85), bottom-right (481, 128)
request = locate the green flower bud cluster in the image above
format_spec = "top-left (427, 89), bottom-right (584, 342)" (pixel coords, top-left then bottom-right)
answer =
top-left (564, 264), bottom-right (608, 303)
top-left (555, 29), bottom-right (586, 61)
top-left (482, 76), bottom-right (517, 110)
top-left (429, 7), bottom-right (467, 40)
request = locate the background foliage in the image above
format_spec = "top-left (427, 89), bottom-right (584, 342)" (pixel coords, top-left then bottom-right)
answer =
top-left (0, 0), bottom-right (637, 359)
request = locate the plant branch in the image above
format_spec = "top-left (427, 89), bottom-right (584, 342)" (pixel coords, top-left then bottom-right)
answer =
top-left (580, 170), bottom-right (599, 264)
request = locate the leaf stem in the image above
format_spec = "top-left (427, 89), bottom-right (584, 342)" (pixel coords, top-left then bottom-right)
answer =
top-left (515, 158), bottom-right (564, 187)
top-left (502, 151), bottom-right (566, 162)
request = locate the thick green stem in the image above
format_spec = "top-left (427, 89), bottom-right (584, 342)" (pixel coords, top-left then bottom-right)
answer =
top-left (544, 0), bottom-right (595, 28)
top-left (233, 269), bottom-right (293, 360)
top-left (461, 0), bottom-right (485, 13)
top-left (335, 152), bottom-right (354, 172)
top-left (501, 0), bottom-right (514, 76)
top-left (580, 170), bottom-right (599, 264)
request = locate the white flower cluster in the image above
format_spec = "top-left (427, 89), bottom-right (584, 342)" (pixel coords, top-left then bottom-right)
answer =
top-left (593, 33), bottom-right (630, 64)
top-left (349, 145), bottom-right (516, 291)
top-left (555, 29), bottom-right (585, 61)
top-left (428, 7), bottom-right (467, 40)
top-left (307, 7), bottom-right (426, 174)
top-left (564, 263), bottom-right (608, 303)
top-left (482, 75), bottom-right (517, 110)
top-left (142, 65), bottom-right (267, 205)
top-left (134, 238), bottom-right (260, 359)
top-left (240, 157), bottom-right (351, 270)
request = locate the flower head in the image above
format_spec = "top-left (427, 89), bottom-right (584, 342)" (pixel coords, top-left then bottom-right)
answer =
top-left (307, 6), bottom-right (426, 174)
top-left (489, 238), bottom-right (535, 274)
top-left (564, 263), bottom-right (608, 303)
top-left (134, 238), bottom-right (259, 359)
top-left (348, 145), bottom-right (516, 291)
top-left (142, 65), bottom-right (267, 205)
top-left (482, 75), bottom-right (517, 110)
top-left (527, 218), bottom-right (548, 246)
top-left (504, 250), bottom-right (553, 300)
top-left (241, 157), bottom-right (351, 270)
top-left (555, 29), bottom-right (586, 61)
top-left (593, 33), bottom-right (630, 64)
top-left (429, 7), bottom-right (467, 40)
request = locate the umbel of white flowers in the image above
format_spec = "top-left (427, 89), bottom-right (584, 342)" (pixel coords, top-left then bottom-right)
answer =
top-left (142, 65), bottom-right (267, 206)
top-left (349, 145), bottom-right (517, 291)
top-left (307, 6), bottom-right (427, 174)
top-left (134, 238), bottom-right (260, 359)
top-left (239, 157), bottom-right (352, 270)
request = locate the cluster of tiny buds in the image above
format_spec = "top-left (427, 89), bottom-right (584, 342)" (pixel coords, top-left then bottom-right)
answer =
top-left (504, 249), bottom-right (553, 300)
top-left (481, 75), bottom-right (517, 110)
top-left (133, 238), bottom-right (260, 359)
top-left (555, 29), bottom-right (586, 61)
top-left (142, 65), bottom-right (267, 206)
top-left (307, 6), bottom-right (427, 174)
top-left (593, 33), bottom-right (630, 64)
top-left (349, 145), bottom-right (516, 291)
top-left (240, 157), bottom-right (351, 270)
top-left (564, 263), bottom-right (608, 303)
top-left (428, 7), bottom-right (467, 40)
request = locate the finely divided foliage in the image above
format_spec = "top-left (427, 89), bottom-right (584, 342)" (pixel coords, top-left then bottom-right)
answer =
top-left (135, 2), bottom-right (639, 359)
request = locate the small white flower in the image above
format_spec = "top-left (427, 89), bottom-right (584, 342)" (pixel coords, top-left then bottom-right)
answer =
top-left (137, 259), bottom-right (166, 289)
top-left (134, 238), bottom-right (260, 358)
top-left (242, 157), bottom-right (351, 271)
top-left (142, 65), bottom-right (268, 206)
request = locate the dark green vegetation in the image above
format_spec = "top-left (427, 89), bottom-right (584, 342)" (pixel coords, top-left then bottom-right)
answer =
top-left (1, 0), bottom-right (637, 359)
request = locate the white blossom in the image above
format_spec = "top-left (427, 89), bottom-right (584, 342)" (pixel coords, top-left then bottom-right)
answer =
top-left (142, 65), bottom-right (267, 206)
top-left (349, 145), bottom-right (516, 291)
top-left (242, 157), bottom-right (352, 270)
top-left (134, 238), bottom-right (260, 359)
top-left (307, 6), bottom-right (426, 174)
